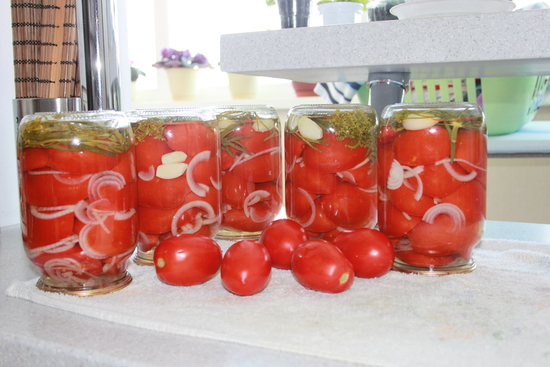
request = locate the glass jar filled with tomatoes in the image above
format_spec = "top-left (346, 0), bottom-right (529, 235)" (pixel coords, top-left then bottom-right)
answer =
top-left (17, 111), bottom-right (138, 296)
top-left (378, 102), bottom-right (487, 275)
top-left (128, 108), bottom-right (222, 265)
top-left (212, 105), bottom-right (283, 240)
top-left (285, 104), bottom-right (378, 241)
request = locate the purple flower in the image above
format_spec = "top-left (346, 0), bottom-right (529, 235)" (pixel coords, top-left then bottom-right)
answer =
top-left (153, 48), bottom-right (211, 69)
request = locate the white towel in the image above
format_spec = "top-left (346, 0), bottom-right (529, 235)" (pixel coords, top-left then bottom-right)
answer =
top-left (6, 238), bottom-right (550, 367)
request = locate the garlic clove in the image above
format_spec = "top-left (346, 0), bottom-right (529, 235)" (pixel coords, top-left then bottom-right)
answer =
top-left (402, 114), bottom-right (439, 131)
top-left (161, 151), bottom-right (187, 164)
top-left (218, 119), bottom-right (236, 130)
top-left (156, 163), bottom-right (188, 179)
top-left (252, 118), bottom-right (275, 132)
top-left (297, 116), bottom-right (323, 140)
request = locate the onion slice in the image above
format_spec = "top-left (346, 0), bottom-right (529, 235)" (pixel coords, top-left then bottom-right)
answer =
top-left (387, 159), bottom-right (404, 190)
top-left (422, 203), bottom-right (466, 229)
top-left (30, 205), bottom-right (75, 220)
top-left (138, 165), bottom-right (155, 181)
top-left (186, 150), bottom-right (211, 197)
top-left (243, 190), bottom-right (270, 218)
top-left (171, 200), bottom-right (217, 236)
top-left (297, 187), bottom-right (316, 228)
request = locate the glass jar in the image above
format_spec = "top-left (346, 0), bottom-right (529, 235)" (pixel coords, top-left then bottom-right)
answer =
top-left (17, 111), bottom-right (138, 296)
top-left (378, 102), bottom-right (487, 275)
top-left (212, 105), bottom-right (283, 240)
top-left (128, 108), bottom-right (222, 265)
top-left (285, 104), bottom-right (378, 241)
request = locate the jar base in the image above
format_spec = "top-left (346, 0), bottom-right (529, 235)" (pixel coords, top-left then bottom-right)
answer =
top-left (215, 228), bottom-right (261, 241)
top-left (133, 249), bottom-right (155, 266)
top-left (36, 271), bottom-right (133, 296)
top-left (392, 258), bottom-right (476, 276)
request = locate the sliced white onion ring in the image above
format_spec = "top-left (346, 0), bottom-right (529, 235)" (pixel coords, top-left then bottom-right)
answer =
top-left (30, 205), bottom-right (75, 220)
top-left (171, 200), bottom-right (217, 236)
top-left (387, 159), bottom-right (404, 190)
top-left (297, 187), bottom-right (316, 228)
top-left (138, 165), bottom-right (155, 181)
top-left (187, 150), bottom-right (211, 197)
top-left (422, 203), bottom-right (466, 229)
top-left (243, 190), bottom-right (271, 218)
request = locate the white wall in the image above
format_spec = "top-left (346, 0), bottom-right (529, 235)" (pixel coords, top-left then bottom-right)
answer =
top-left (0, 0), bottom-right (20, 228)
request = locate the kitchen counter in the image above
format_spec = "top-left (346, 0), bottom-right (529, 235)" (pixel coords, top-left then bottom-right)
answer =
top-left (220, 9), bottom-right (550, 82)
top-left (1, 221), bottom-right (550, 367)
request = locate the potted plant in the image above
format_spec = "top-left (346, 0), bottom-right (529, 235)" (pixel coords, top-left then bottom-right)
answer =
top-left (317, 0), bottom-right (369, 25)
top-left (266, 0), bottom-right (312, 28)
top-left (152, 48), bottom-right (211, 101)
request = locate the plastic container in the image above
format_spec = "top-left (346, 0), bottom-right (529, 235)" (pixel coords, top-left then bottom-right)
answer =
top-left (378, 102), bottom-right (487, 275)
top-left (212, 105), bottom-right (283, 240)
top-left (285, 104), bottom-right (378, 241)
top-left (318, 2), bottom-right (364, 25)
top-left (127, 108), bottom-right (221, 265)
top-left (403, 76), bottom-right (549, 135)
top-left (17, 111), bottom-right (138, 295)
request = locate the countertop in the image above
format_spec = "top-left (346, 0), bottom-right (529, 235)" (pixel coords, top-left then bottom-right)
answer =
top-left (220, 9), bottom-right (550, 82)
top-left (1, 221), bottom-right (550, 367)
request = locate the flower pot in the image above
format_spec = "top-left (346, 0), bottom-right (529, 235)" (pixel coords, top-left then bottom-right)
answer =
top-left (318, 2), bottom-right (364, 25)
top-left (227, 73), bottom-right (258, 99)
top-left (292, 81), bottom-right (317, 97)
top-left (165, 67), bottom-right (200, 101)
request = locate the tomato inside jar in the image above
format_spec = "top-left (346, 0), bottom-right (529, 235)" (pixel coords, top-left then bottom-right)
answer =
top-left (213, 105), bottom-right (283, 240)
top-left (284, 104), bottom-right (378, 241)
top-left (17, 111), bottom-right (138, 296)
top-left (128, 108), bottom-right (222, 265)
top-left (377, 103), bottom-right (487, 275)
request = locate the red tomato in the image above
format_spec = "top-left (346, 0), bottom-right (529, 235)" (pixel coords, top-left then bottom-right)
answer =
top-left (154, 234), bottom-right (222, 286)
top-left (418, 162), bottom-right (466, 198)
top-left (221, 149), bottom-right (236, 171)
top-left (377, 143), bottom-right (396, 187)
top-left (291, 240), bottom-right (354, 293)
top-left (338, 161), bottom-right (377, 190)
top-left (48, 148), bottom-right (118, 174)
top-left (259, 219), bottom-right (309, 270)
top-left (20, 147), bottom-right (49, 171)
top-left (232, 123), bottom-right (279, 154)
top-left (393, 125), bottom-right (451, 166)
top-left (296, 198), bottom-right (337, 233)
top-left (80, 213), bottom-right (138, 258)
top-left (408, 215), bottom-right (482, 256)
top-left (454, 129), bottom-right (487, 173)
top-left (137, 174), bottom-right (190, 209)
top-left (333, 228), bottom-right (395, 278)
top-left (221, 240), bottom-right (271, 296)
top-left (222, 204), bottom-right (272, 233)
top-left (222, 171), bottom-right (255, 209)
top-left (137, 232), bottom-right (160, 253)
top-left (111, 149), bottom-right (137, 184)
top-left (285, 181), bottom-right (315, 218)
top-left (320, 182), bottom-right (377, 228)
top-left (134, 135), bottom-right (172, 174)
top-left (25, 206), bottom-right (75, 249)
top-left (32, 246), bottom-right (103, 278)
top-left (288, 162), bottom-right (337, 195)
top-left (396, 250), bottom-right (458, 268)
top-left (22, 169), bottom-right (90, 207)
top-left (379, 126), bottom-right (399, 144)
top-left (388, 183), bottom-right (435, 217)
top-left (190, 156), bottom-right (219, 186)
top-left (231, 151), bottom-right (280, 183)
top-left (302, 132), bottom-right (368, 173)
top-left (441, 180), bottom-right (486, 223)
top-left (163, 122), bottom-right (217, 157)
top-left (377, 201), bottom-right (422, 239)
top-left (138, 205), bottom-right (198, 235)
top-left (284, 133), bottom-right (306, 166)
top-left (255, 181), bottom-right (282, 215)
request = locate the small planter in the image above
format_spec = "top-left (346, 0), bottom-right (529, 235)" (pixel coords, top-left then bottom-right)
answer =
top-left (318, 2), bottom-right (364, 25)
top-left (227, 73), bottom-right (258, 99)
top-left (164, 67), bottom-right (200, 101)
top-left (292, 81), bottom-right (317, 97)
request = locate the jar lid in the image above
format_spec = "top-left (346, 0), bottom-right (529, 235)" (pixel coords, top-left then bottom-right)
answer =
top-left (211, 105), bottom-right (279, 120)
top-left (126, 107), bottom-right (216, 123)
top-left (288, 103), bottom-right (376, 118)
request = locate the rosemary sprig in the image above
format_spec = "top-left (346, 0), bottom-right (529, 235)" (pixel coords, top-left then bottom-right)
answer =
top-left (21, 118), bottom-right (131, 156)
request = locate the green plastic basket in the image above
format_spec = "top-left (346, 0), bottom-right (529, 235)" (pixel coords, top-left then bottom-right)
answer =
top-left (403, 76), bottom-right (549, 136)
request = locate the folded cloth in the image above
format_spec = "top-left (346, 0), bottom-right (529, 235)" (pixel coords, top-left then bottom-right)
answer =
top-left (6, 238), bottom-right (550, 367)
top-left (314, 82), bottom-right (364, 104)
